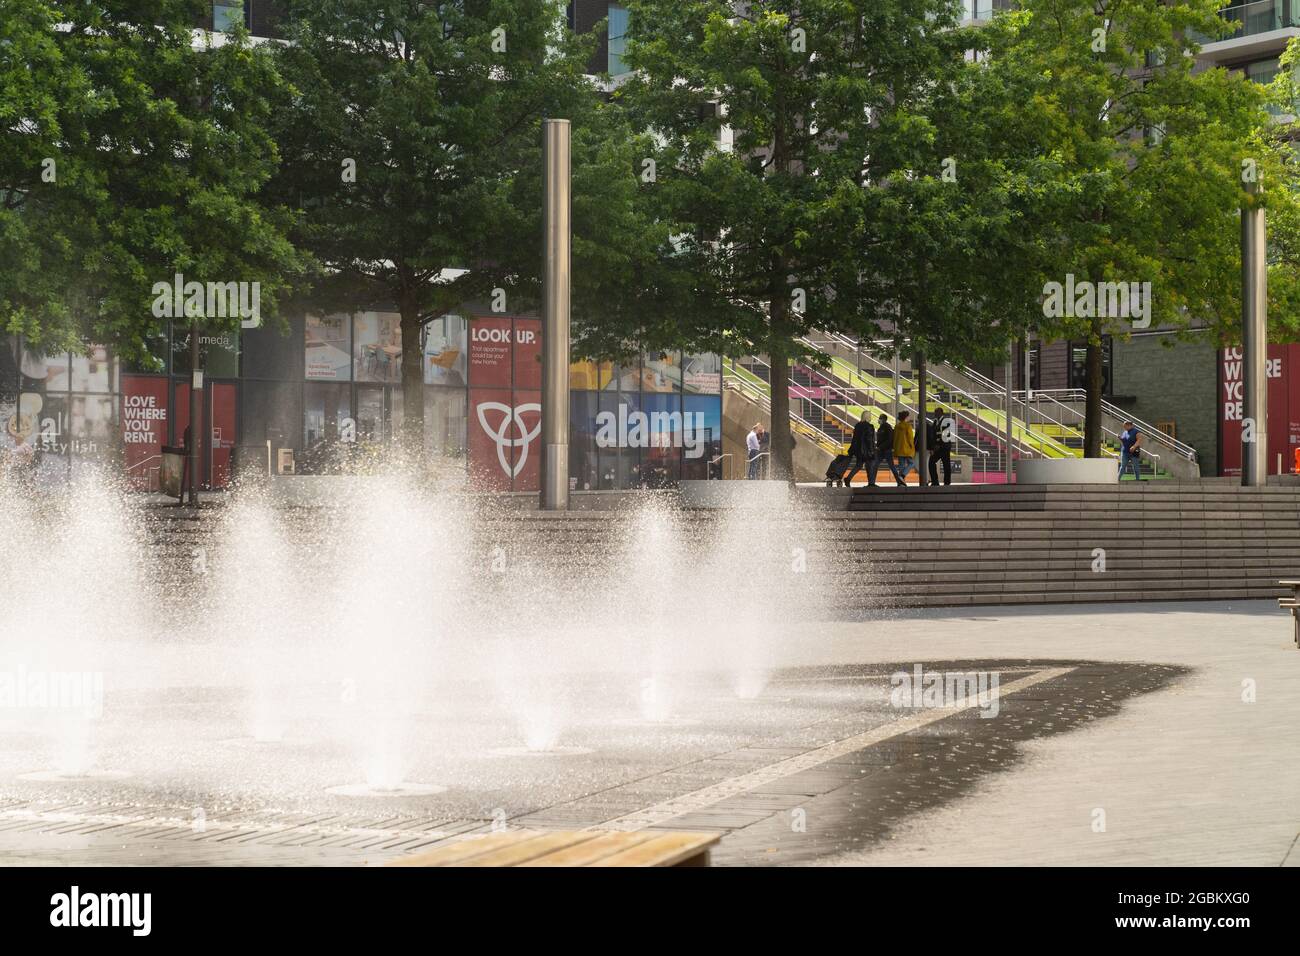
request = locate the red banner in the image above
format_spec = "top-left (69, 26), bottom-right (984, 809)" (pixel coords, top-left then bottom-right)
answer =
top-left (513, 318), bottom-right (542, 390)
top-left (469, 316), bottom-right (515, 388)
top-left (1218, 344), bottom-right (1300, 476)
top-left (121, 376), bottom-right (169, 491)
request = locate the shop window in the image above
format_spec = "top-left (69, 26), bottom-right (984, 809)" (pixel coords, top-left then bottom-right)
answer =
top-left (354, 312), bottom-right (402, 384)
top-left (71, 346), bottom-right (115, 392)
top-left (304, 382), bottom-right (351, 447)
top-left (425, 386), bottom-right (466, 458)
top-left (569, 391), bottom-right (600, 490)
top-left (244, 314), bottom-right (304, 381)
top-left (424, 315), bottom-right (467, 386)
top-left (641, 351), bottom-right (681, 393)
top-left (681, 394), bottom-right (722, 479)
top-left (305, 314), bottom-right (351, 381)
top-left (683, 353), bottom-right (721, 394)
top-left (355, 386), bottom-right (387, 442)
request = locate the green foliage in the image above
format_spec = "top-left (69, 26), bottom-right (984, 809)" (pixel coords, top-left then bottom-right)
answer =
top-left (982, 0), bottom-right (1275, 346)
top-left (0, 0), bottom-right (306, 365)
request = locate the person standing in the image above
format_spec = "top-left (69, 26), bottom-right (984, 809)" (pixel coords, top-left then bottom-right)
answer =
top-left (1118, 420), bottom-right (1142, 481)
top-left (893, 410), bottom-right (916, 487)
top-left (746, 422), bottom-right (763, 479)
top-left (928, 407), bottom-right (953, 486)
top-left (876, 413), bottom-right (903, 485)
top-left (842, 412), bottom-right (877, 487)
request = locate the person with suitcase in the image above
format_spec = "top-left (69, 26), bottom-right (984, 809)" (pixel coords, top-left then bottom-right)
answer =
top-left (825, 447), bottom-right (852, 487)
top-left (842, 412), bottom-right (877, 487)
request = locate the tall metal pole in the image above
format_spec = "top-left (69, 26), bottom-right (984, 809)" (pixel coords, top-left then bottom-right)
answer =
top-left (1242, 181), bottom-right (1268, 487)
top-left (1005, 342), bottom-right (1014, 485)
top-left (541, 119), bottom-right (571, 510)
top-left (915, 350), bottom-right (927, 486)
top-left (188, 319), bottom-right (200, 508)
top-left (892, 349), bottom-right (900, 421)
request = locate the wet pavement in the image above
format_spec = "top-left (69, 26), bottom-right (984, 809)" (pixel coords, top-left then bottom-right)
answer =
top-left (13, 598), bottom-right (1295, 866)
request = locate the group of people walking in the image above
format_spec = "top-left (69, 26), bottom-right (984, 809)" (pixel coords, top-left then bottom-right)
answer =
top-left (828, 408), bottom-right (953, 488)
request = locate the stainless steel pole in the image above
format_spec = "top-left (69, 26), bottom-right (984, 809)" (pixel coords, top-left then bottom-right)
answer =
top-left (892, 349), bottom-right (900, 421)
top-left (541, 119), bottom-right (571, 510)
top-left (189, 320), bottom-right (199, 508)
top-left (1242, 182), bottom-right (1268, 487)
top-left (915, 350), bottom-right (927, 486)
top-left (1005, 343), bottom-right (1014, 485)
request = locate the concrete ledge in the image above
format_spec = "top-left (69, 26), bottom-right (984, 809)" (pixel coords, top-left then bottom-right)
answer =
top-left (1015, 458), bottom-right (1116, 485)
top-left (265, 475), bottom-right (379, 507)
top-left (679, 479), bottom-right (791, 509)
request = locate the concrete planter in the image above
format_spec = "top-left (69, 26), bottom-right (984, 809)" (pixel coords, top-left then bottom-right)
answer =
top-left (1015, 458), bottom-right (1117, 485)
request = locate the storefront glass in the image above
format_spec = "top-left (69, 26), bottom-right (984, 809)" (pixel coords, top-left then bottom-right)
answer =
top-left (354, 312), bottom-right (402, 384)
top-left (424, 315), bottom-right (467, 386)
top-left (304, 313), bottom-right (350, 381)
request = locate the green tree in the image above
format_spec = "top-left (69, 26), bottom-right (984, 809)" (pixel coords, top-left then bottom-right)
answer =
top-left (980, 0), bottom-right (1276, 456)
top-left (618, 0), bottom-right (972, 480)
top-left (268, 0), bottom-right (646, 452)
top-left (1, 0), bottom-right (303, 363)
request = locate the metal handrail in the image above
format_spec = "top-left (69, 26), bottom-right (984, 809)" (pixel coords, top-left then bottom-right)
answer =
top-left (736, 351), bottom-right (997, 463)
top-left (709, 452), bottom-right (732, 480)
top-left (1031, 388), bottom-right (1198, 462)
top-left (801, 332), bottom-right (1069, 460)
top-left (733, 349), bottom-right (1001, 473)
top-left (722, 367), bottom-right (843, 455)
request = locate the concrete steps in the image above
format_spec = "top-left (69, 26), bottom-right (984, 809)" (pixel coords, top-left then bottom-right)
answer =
top-left (136, 483), bottom-right (1300, 610)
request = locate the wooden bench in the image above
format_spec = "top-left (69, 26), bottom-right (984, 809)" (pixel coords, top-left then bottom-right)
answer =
top-left (1278, 580), bottom-right (1300, 649)
top-left (385, 829), bottom-right (720, 867)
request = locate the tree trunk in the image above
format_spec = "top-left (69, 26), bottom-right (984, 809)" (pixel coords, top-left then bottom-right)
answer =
top-left (399, 302), bottom-right (424, 458)
top-left (768, 296), bottom-right (794, 482)
top-left (1084, 318), bottom-right (1104, 458)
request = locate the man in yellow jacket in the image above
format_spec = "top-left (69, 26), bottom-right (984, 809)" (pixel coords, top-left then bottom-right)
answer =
top-left (892, 410), bottom-right (916, 488)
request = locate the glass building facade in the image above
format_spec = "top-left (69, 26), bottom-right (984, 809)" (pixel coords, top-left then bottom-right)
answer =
top-left (1, 315), bottom-right (721, 493)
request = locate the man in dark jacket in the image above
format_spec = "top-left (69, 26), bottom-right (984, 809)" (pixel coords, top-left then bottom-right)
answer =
top-left (927, 407), bottom-right (953, 486)
top-left (842, 413), bottom-right (877, 487)
top-left (875, 413), bottom-right (904, 484)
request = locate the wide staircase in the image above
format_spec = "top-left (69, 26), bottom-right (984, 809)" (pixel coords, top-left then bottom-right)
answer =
top-left (834, 482), bottom-right (1300, 606)
top-left (723, 331), bottom-right (1199, 482)
top-left (469, 483), bottom-right (1300, 610)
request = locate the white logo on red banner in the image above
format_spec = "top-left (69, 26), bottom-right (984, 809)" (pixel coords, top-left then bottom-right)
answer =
top-left (475, 402), bottom-right (542, 478)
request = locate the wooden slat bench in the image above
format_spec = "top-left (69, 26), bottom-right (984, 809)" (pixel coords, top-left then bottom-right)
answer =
top-left (385, 829), bottom-right (720, 867)
top-left (1278, 580), bottom-right (1300, 649)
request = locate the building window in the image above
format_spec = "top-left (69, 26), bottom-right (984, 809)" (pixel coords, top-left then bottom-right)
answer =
top-left (608, 4), bottom-right (630, 76)
top-left (1069, 337), bottom-right (1112, 395)
top-left (213, 2), bottom-right (247, 33)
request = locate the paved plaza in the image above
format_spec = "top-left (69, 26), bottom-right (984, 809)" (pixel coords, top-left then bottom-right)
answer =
top-left (0, 600), bottom-right (1294, 867)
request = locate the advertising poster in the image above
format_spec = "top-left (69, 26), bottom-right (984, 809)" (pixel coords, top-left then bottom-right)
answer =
top-left (511, 389), bottom-right (542, 491)
top-left (469, 316), bottom-right (515, 388)
top-left (1218, 344), bottom-right (1300, 476)
top-left (121, 376), bottom-right (170, 491)
top-left (469, 387), bottom-right (520, 492)
top-left (305, 314), bottom-right (351, 381)
top-left (512, 319), bottom-right (542, 390)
